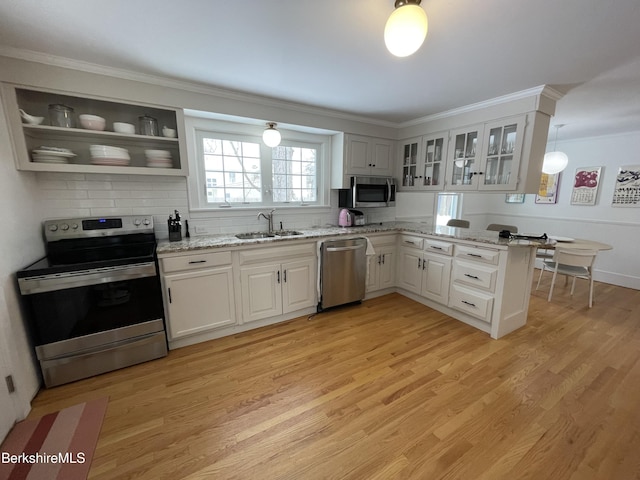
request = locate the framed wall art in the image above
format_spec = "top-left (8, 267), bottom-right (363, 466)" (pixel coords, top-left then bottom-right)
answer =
top-left (612, 165), bottom-right (640, 207)
top-left (535, 172), bottom-right (560, 204)
top-left (571, 166), bottom-right (602, 205)
top-left (505, 193), bottom-right (525, 203)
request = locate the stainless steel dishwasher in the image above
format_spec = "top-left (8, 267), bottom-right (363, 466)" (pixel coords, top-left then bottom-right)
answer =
top-left (319, 237), bottom-right (367, 311)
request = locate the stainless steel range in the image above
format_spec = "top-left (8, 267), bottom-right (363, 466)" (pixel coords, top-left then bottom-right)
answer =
top-left (17, 215), bottom-right (167, 387)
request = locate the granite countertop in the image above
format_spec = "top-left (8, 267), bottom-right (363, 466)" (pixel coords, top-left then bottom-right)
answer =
top-left (156, 222), bottom-right (552, 255)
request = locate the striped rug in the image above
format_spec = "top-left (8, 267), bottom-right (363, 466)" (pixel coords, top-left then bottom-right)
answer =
top-left (0, 397), bottom-right (108, 480)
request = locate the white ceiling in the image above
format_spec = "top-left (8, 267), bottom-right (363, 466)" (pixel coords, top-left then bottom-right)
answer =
top-left (1, 0), bottom-right (640, 141)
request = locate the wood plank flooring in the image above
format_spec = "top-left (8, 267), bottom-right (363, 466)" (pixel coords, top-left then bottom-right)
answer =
top-left (27, 276), bottom-right (640, 479)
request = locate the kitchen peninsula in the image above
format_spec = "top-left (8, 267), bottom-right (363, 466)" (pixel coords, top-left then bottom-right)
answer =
top-left (157, 223), bottom-right (548, 348)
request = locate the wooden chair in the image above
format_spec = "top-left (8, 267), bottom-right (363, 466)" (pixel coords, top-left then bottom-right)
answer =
top-left (536, 248), bottom-right (598, 308)
top-left (486, 223), bottom-right (518, 233)
top-left (447, 219), bottom-right (470, 228)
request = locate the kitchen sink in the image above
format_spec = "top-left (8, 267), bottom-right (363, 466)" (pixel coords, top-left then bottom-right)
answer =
top-left (235, 232), bottom-right (275, 239)
top-left (274, 230), bottom-right (303, 236)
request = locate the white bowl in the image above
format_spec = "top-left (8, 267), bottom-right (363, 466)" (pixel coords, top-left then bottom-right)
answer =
top-left (90, 145), bottom-right (130, 159)
top-left (144, 149), bottom-right (171, 158)
top-left (113, 122), bottom-right (135, 134)
top-left (162, 127), bottom-right (177, 138)
top-left (79, 114), bottom-right (106, 131)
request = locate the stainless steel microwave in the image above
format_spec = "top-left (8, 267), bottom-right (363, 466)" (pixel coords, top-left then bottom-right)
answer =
top-left (338, 176), bottom-right (396, 208)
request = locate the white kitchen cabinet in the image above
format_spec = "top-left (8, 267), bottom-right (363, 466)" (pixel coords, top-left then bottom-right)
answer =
top-left (367, 245), bottom-right (396, 293)
top-left (444, 115), bottom-right (527, 192)
top-left (331, 134), bottom-right (396, 187)
top-left (1, 83), bottom-right (188, 176)
top-left (160, 251), bottom-right (236, 341)
top-left (398, 132), bottom-right (448, 191)
top-left (239, 245), bottom-right (316, 323)
top-left (397, 238), bottom-right (452, 303)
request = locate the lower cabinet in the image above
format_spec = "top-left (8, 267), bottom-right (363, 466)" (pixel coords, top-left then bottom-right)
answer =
top-left (161, 251), bottom-right (237, 341)
top-left (397, 244), bottom-right (452, 303)
top-left (366, 236), bottom-right (396, 293)
top-left (240, 257), bottom-right (316, 323)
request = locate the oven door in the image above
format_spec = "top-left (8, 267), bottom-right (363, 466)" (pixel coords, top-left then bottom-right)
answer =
top-left (20, 262), bottom-right (164, 346)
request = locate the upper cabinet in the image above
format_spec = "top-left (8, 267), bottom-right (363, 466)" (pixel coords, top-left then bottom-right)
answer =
top-left (332, 133), bottom-right (395, 188)
top-left (399, 132), bottom-right (448, 191)
top-left (1, 83), bottom-right (188, 176)
top-left (445, 116), bottom-right (525, 191)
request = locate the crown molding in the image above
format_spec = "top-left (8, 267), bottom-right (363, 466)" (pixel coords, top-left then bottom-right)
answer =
top-left (398, 85), bottom-right (563, 128)
top-left (0, 46), bottom-right (398, 129)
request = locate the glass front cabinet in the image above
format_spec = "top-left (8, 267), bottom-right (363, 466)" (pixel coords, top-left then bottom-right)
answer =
top-left (445, 115), bottom-right (526, 191)
top-left (399, 132), bottom-right (448, 191)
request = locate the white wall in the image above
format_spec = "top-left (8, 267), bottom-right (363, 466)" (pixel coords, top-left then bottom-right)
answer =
top-left (398, 131), bottom-right (640, 289)
top-left (0, 96), bottom-right (43, 422)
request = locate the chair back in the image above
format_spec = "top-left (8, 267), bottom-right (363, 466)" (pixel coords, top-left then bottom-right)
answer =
top-left (553, 248), bottom-right (597, 268)
top-left (487, 223), bottom-right (518, 233)
top-left (447, 219), bottom-right (470, 228)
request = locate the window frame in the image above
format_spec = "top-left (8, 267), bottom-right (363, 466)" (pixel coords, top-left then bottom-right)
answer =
top-left (186, 115), bottom-right (331, 211)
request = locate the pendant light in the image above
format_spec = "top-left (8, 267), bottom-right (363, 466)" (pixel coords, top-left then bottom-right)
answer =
top-left (542, 124), bottom-right (569, 174)
top-left (384, 0), bottom-right (428, 57)
top-left (262, 122), bottom-right (281, 147)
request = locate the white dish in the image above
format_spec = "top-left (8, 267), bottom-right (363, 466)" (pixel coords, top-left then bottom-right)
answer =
top-left (79, 114), bottom-right (106, 131)
top-left (112, 122), bottom-right (135, 134)
top-left (33, 155), bottom-right (69, 164)
top-left (144, 149), bottom-right (171, 158)
top-left (549, 236), bottom-right (574, 242)
top-left (91, 157), bottom-right (131, 166)
top-left (32, 149), bottom-right (76, 158)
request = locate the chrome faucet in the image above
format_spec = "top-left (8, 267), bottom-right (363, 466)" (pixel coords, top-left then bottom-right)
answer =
top-left (257, 209), bottom-right (275, 234)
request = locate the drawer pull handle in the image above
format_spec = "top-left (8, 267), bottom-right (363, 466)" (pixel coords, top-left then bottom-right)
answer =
top-left (431, 246), bottom-right (443, 250)
top-left (406, 240), bottom-right (416, 245)
top-left (188, 260), bottom-right (207, 264)
top-left (464, 273), bottom-right (480, 280)
top-left (461, 300), bottom-right (477, 307)
top-left (467, 253), bottom-right (483, 258)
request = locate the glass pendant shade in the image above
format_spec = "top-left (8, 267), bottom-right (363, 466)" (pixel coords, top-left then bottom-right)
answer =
top-left (542, 151), bottom-right (569, 175)
top-left (384, 3), bottom-right (428, 57)
top-left (262, 123), bottom-right (281, 147)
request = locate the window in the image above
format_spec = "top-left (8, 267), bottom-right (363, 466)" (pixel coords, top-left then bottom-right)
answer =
top-left (189, 121), bottom-right (329, 210)
top-left (435, 193), bottom-right (462, 226)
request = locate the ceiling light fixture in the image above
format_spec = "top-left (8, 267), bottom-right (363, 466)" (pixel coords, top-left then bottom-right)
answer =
top-left (542, 124), bottom-right (569, 174)
top-left (384, 0), bottom-right (428, 57)
top-left (262, 122), bottom-right (281, 147)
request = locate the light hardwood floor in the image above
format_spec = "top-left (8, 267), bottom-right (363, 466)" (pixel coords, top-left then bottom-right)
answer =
top-left (28, 276), bottom-right (640, 479)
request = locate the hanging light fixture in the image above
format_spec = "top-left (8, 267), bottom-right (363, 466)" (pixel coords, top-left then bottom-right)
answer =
top-left (262, 122), bottom-right (281, 147)
top-left (542, 124), bottom-right (569, 174)
top-left (384, 0), bottom-right (428, 57)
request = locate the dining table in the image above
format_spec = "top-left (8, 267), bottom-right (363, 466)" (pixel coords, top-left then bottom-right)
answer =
top-left (544, 236), bottom-right (613, 251)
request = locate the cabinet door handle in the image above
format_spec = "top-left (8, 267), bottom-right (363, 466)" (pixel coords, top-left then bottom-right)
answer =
top-left (277, 271), bottom-right (280, 283)
top-left (422, 258), bottom-right (426, 270)
top-left (461, 300), bottom-right (477, 307)
top-left (188, 260), bottom-right (207, 264)
top-left (378, 255), bottom-right (382, 265)
top-left (168, 287), bottom-right (172, 304)
top-left (284, 270), bottom-right (287, 282)
top-left (381, 254), bottom-right (385, 264)
top-left (464, 273), bottom-right (480, 280)
top-left (417, 258), bottom-right (422, 269)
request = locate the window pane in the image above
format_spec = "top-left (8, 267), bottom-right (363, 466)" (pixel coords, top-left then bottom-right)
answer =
top-left (271, 144), bottom-right (318, 204)
top-left (436, 193), bottom-right (460, 225)
top-left (204, 154), bottom-right (223, 171)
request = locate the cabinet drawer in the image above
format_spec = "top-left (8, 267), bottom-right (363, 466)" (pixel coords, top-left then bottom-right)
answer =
top-left (400, 235), bottom-right (424, 249)
top-left (452, 259), bottom-right (498, 292)
top-left (455, 245), bottom-right (500, 265)
top-left (449, 284), bottom-right (494, 323)
top-left (424, 239), bottom-right (453, 256)
top-left (161, 251), bottom-right (232, 273)
top-left (239, 242), bottom-right (316, 265)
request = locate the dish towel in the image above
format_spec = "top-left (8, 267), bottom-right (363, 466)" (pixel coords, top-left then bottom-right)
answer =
top-left (364, 237), bottom-right (376, 286)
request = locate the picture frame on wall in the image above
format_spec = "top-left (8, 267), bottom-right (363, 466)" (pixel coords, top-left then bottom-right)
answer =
top-left (535, 172), bottom-right (560, 204)
top-left (571, 166), bottom-right (602, 205)
top-left (505, 193), bottom-right (525, 203)
top-left (612, 165), bottom-right (640, 207)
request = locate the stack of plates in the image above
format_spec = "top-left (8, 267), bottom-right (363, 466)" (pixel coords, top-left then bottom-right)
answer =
top-left (90, 145), bottom-right (130, 166)
top-left (145, 149), bottom-right (172, 168)
top-left (32, 146), bottom-right (76, 164)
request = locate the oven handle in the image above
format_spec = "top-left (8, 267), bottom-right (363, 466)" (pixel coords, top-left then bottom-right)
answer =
top-left (18, 262), bottom-right (157, 295)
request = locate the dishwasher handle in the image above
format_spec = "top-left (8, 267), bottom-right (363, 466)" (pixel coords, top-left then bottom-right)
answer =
top-left (325, 244), bottom-right (365, 252)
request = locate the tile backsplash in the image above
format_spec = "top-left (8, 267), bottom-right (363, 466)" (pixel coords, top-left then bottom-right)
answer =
top-left (36, 173), bottom-right (396, 239)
